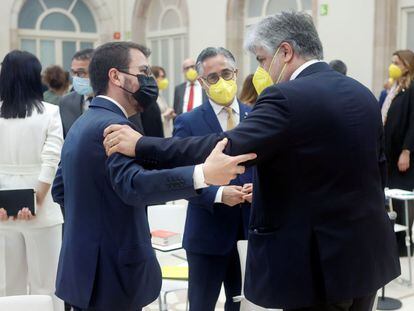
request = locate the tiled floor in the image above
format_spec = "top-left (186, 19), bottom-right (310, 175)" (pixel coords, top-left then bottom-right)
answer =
top-left (143, 254), bottom-right (414, 310)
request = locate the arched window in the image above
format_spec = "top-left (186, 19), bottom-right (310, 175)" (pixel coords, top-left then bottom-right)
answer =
top-left (146, 0), bottom-right (189, 104)
top-left (244, 0), bottom-right (313, 74)
top-left (18, 0), bottom-right (98, 70)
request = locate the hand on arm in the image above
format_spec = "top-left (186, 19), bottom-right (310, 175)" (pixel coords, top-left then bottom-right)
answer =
top-left (104, 124), bottom-right (142, 157)
top-left (221, 186), bottom-right (246, 207)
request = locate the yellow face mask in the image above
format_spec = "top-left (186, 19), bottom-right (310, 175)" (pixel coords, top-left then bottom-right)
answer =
top-left (185, 68), bottom-right (198, 82)
top-left (206, 78), bottom-right (238, 106)
top-left (157, 78), bottom-right (169, 90)
top-left (252, 46), bottom-right (287, 95)
top-left (389, 64), bottom-right (403, 80)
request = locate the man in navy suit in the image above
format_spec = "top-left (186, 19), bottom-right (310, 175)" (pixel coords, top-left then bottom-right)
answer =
top-left (103, 12), bottom-right (401, 311)
top-left (174, 47), bottom-right (253, 311)
top-left (52, 41), bottom-right (255, 311)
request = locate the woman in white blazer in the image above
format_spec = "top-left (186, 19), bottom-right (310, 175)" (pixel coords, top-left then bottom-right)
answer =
top-left (0, 50), bottom-right (64, 311)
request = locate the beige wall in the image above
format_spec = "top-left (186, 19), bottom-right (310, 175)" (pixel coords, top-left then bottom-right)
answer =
top-left (0, 0), bottom-right (406, 95)
top-left (317, 0), bottom-right (376, 90)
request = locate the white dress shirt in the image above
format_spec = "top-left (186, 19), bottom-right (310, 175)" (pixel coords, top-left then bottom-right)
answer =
top-left (97, 95), bottom-right (208, 190)
top-left (290, 59), bottom-right (323, 80)
top-left (209, 98), bottom-right (241, 203)
top-left (183, 80), bottom-right (203, 112)
top-left (0, 102), bottom-right (64, 228)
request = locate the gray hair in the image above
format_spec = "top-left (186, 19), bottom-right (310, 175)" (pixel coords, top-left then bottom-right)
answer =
top-left (244, 11), bottom-right (323, 60)
top-left (195, 47), bottom-right (237, 76)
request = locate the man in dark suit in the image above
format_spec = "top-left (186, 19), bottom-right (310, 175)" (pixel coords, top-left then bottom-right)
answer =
top-left (60, 48), bottom-right (143, 138)
top-left (104, 12), bottom-right (400, 311)
top-left (174, 47), bottom-right (252, 311)
top-left (173, 58), bottom-right (208, 115)
top-left (52, 41), bottom-right (254, 311)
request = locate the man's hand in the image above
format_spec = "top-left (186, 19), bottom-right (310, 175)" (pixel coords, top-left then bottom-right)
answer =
top-left (202, 138), bottom-right (257, 185)
top-left (103, 124), bottom-right (142, 157)
top-left (242, 183), bottom-right (253, 203)
top-left (398, 150), bottom-right (410, 172)
top-left (222, 186), bottom-right (246, 207)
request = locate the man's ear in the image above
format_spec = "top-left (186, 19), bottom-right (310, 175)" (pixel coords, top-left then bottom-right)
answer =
top-left (280, 42), bottom-right (294, 63)
top-left (108, 68), bottom-right (122, 87)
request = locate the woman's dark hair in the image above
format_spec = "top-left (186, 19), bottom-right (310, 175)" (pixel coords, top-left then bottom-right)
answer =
top-left (239, 74), bottom-right (258, 106)
top-left (42, 65), bottom-right (69, 91)
top-left (0, 50), bottom-right (44, 119)
top-left (151, 66), bottom-right (166, 79)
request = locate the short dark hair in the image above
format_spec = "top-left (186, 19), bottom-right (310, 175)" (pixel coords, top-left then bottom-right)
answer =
top-left (151, 66), bottom-right (166, 79)
top-left (195, 47), bottom-right (236, 76)
top-left (89, 41), bottom-right (151, 96)
top-left (329, 59), bottom-right (347, 75)
top-left (72, 48), bottom-right (94, 61)
top-left (0, 50), bottom-right (43, 119)
top-left (43, 65), bottom-right (69, 90)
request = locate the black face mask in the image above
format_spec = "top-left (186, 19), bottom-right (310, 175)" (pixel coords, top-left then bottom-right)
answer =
top-left (118, 70), bottom-right (159, 111)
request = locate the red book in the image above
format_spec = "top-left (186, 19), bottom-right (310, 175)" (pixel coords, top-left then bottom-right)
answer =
top-left (151, 230), bottom-right (181, 246)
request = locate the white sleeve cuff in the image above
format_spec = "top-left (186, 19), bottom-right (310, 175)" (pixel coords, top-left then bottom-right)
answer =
top-left (214, 186), bottom-right (224, 203)
top-left (193, 164), bottom-right (209, 190)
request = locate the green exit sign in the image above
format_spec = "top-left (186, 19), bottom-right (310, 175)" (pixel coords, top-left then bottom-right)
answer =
top-left (320, 4), bottom-right (328, 16)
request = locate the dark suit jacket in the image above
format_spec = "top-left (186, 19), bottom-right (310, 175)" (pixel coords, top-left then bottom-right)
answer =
top-left (52, 96), bottom-right (198, 310)
top-left (59, 91), bottom-right (144, 137)
top-left (173, 82), bottom-right (208, 115)
top-left (132, 62), bottom-right (400, 309)
top-left (174, 100), bottom-right (252, 255)
top-left (141, 100), bottom-right (164, 137)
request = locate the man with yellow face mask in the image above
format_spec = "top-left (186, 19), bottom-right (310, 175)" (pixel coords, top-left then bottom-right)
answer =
top-left (102, 12), bottom-right (400, 311)
top-left (172, 47), bottom-right (253, 311)
top-left (173, 58), bottom-right (208, 115)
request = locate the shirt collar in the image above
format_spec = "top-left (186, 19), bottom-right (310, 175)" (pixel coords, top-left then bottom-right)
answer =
top-left (96, 95), bottom-right (128, 118)
top-left (209, 97), bottom-right (240, 116)
top-left (290, 59), bottom-right (323, 81)
top-left (186, 80), bottom-right (201, 87)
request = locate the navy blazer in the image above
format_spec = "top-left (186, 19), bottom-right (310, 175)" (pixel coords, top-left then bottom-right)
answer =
top-left (52, 97), bottom-right (198, 310)
top-left (133, 62), bottom-right (400, 309)
top-left (174, 100), bottom-right (252, 255)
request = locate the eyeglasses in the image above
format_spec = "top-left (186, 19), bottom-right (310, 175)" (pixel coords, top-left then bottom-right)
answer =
top-left (118, 65), bottom-right (153, 77)
top-left (70, 69), bottom-right (88, 78)
top-left (201, 69), bottom-right (236, 85)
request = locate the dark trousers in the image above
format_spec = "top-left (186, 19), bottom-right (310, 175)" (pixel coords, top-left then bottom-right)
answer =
top-left (284, 293), bottom-right (376, 311)
top-left (186, 247), bottom-right (242, 311)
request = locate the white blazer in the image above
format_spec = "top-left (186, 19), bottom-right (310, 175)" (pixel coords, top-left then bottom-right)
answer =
top-left (0, 102), bottom-right (64, 228)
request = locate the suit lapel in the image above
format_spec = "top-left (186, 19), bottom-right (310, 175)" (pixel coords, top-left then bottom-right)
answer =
top-left (202, 101), bottom-right (223, 133)
top-left (238, 101), bottom-right (249, 123)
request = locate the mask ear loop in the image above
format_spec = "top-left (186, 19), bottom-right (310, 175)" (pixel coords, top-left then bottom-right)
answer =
top-left (266, 46), bottom-right (281, 83)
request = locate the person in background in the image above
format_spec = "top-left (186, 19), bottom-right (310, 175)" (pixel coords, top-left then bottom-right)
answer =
top-left (239, 73), bottom-right (258, 106)
top-left (0, 50), bottom-right (64, 311)
top-left (173, 58), bottom-right (208, 115)
top-left (152, 65), bottom-right (176, 137)
top-left (42, 65), bottom-right (70, 106)
top-left (173, 47), bottom-right (253, 311)
top-left (140, 66), bottom-right (165, 138)
top-left (59, 49), bottom-right (95, 137)
top-left (329, 59), bottom-right (347, 75)
top-left (378, 78), bottom-right (394, 109)
top-left (382, 49), bottom-right (414, 255)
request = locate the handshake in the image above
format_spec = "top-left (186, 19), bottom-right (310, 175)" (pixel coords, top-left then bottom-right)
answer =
top-left (222, 183), bottom-right (253, 207)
